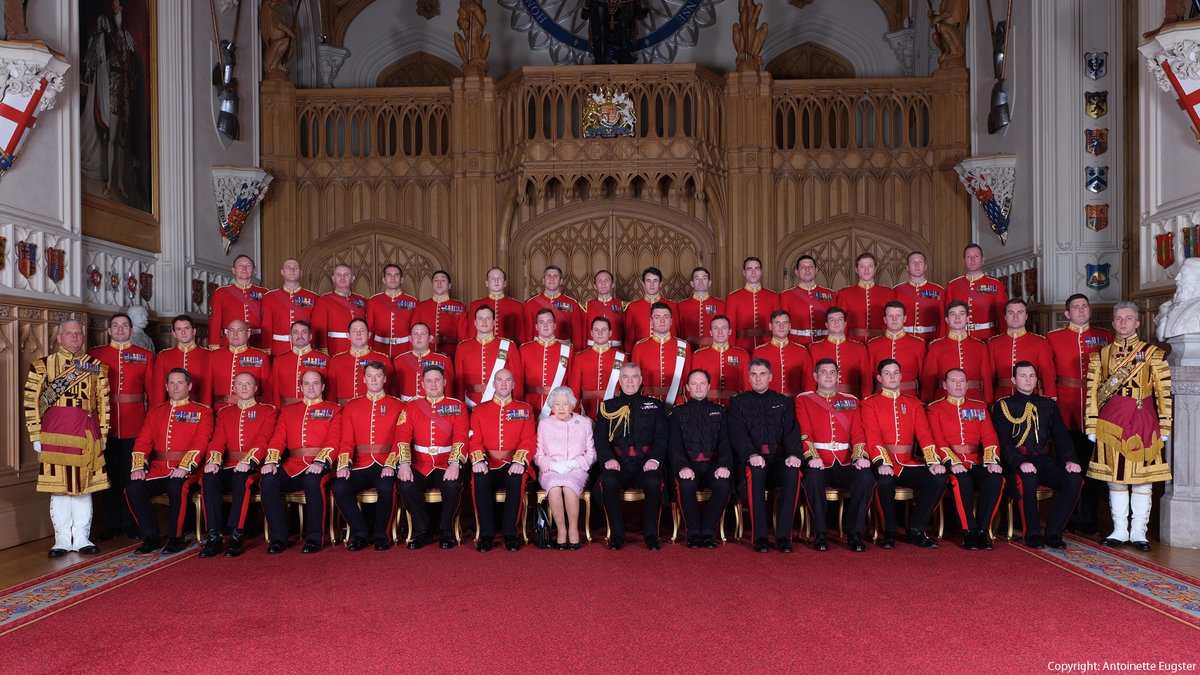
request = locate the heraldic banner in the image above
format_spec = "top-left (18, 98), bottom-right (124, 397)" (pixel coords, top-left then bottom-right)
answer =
top-left (211, 165), bottom-right (273, 254)
top-left (954, 154), bottom-right (1017, 245)
top-left (0, 40), bottom-right (70, 177)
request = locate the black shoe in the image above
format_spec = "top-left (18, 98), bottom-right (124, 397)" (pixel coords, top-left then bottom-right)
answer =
top-left (346, 537), bottom-right (368, 552)
top-left (1101, 537), bottom-right (1128, 547)
top-left (439, 535), bottom-right (456, 550)
top-left (1132, 540), bottom-right (1152, 552)
top-left (373, 537), bottom-right (392, 551)
top-left (267, 541), bottom-right (288, 554)
top-left (776, 538), bottom-right (793, 553)
top-left (301, 541), bottom-right (321, 554)
top-left (753, 538), bottom-right (770, 553)
top-left (701, 535), bottom-right (716, 549)
top-left (961, 529), bottom-right (980, 550)
top-left (980, 532), bottom-right (994, 550)
top-left (1045, 534), bottom-right (1067, 549)
top-left (224, 535), bottom-right (245, 558)
top-left (504, 537), bottom-right (522, 552)
top-left (645, 536), bottom-right (662, 551)
top-left (907, 529), bottom-right (939, 549)
top-left (607, 536), bottom-right (625, 551)
top-left (1024, 534), bottom-right (1045, 549)
top-left (567, 542), bottom-right (582, 550)
top-left (880, 533), bottom-right (896, 549)
top-left (78, 545), bottom-right (100, 555)
top-left (812, 534), bottom-right (829, 552)
top-left (199, 535), bottom-right (224, 558)
top-left (162, 537), bottom-right (188, 554)
top-left (134, 537), bottom-right (161, 554)
top-left (48, 548), bottom-right (68, 558)
top-left (407, 531), bottom-right (430, 550)
top-left (476, 539), bottom-right (493, 553)
top-left (848, 534), bottom-right (866, 553)
top-left (686, 535), bottom-right (701, 549)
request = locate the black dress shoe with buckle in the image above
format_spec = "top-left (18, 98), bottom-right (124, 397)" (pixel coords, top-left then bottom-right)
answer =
top-left (346, 537), bottom-right (368, 552)
top-left (301, 541), bottom-right (321, 554)
top-left (879, 533), bottom-right (896, 549)
top-left (645, 536), bottom-right (662, 551)
top-left (199, 536), bottom-right (223, 558)
top-left (753, 538), bottom-right (770, 553)
top-left (439, 535), bottom-right (456, 550)
top-left (847, 534), bottom-right (866, 552)
top-left (776, 538), bottom-right (793, 553)
top-left (48, 548), bottom-right (69, 558)
top-left (373, 537), bottom-right (392, 551)
top-left (812, 534), bottom-right (829, 552)
top-left (78, 545), bottom-right (101, 555)
top-left (267, 541), bottom-right (288, 554)
top-left (1044, 534), bottom-right (1067, 549)
top-left (224, 534), bottom-right (245, 558)
top-left (163, 537), bottom-right (188, 554)
top-left (1024, 534), bottom-right (1045, 549)
top-left (701, 535), bottom-right (717, 549)
top-left (686, 535), bottom-right (701, 549)
top-left (504, 537), bottom-right (522, 552)
top-left (407, 531), bottom-right (430, 550)
top-left (907, 529), bottom-right (939, 549)
top-left (1132, 540), bottom-right (1152, 552)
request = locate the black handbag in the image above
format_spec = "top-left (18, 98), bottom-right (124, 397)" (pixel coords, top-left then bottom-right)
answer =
top-left (533, 498), bottom-right (554, 549)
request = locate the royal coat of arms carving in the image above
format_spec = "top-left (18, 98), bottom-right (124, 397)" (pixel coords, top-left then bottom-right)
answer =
top-left (583, 88), bottom-right (636, 138)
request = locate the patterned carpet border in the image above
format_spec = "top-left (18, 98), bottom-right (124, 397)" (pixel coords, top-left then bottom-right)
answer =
top-left (0, 543), bottom-right (199, 636)
top-left (1012, 534), bottom-right (1200, 630)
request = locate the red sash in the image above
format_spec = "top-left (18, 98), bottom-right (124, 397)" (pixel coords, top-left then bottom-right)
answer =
top-left (228, 287), bottom-right (262, 323)
top-left (326, 292), bottom-right (359, 317)
top-left (811, 394), bottom-right (853, 437)
top-left (410, 398), bottom-right (454, 441)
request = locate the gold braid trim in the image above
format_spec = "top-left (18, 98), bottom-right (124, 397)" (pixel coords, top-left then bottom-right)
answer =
top-left (599, 403), bottom-right (631, 443)
top-left (999, 400), bottom-right (1039, 447)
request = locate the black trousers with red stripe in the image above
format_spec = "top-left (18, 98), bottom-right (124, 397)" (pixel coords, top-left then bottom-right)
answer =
top-left (874, 465), bottom-right (947, 535)
top-left (745, 456), bottom-right (802, 543)
top-left (594, 463), bottom-right (665, 542)
top-left (802, 462), bottom-right (874, 538)
top-left (201, 467), bottom-right (258, 536)
top-left (126, 475), bottom-right (197, 539)
top-left (947, 464), bottom-right (1004, 531)
top-left (1067, 431), bottom-right (1103, 530)
top-left (398, 467), bottom-right (463, 536)
top-left (472, 465), bottom-right (527, 539)
top-left (103, 437), bottom-right (136, 534)
top-left (332, 465), bottom-right (397, 541)
top-left (260, 469), bottom-right (331, 545)
top-left (675, 461), bottom-right (732, 539)
top-left (1009, 456), bottom-right (1083, 538)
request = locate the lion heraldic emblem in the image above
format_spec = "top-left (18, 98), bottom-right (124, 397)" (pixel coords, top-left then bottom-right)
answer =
top-left (583, 88), bottom-right (636, 138)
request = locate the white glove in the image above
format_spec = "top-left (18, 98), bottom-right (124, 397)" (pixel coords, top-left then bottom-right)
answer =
top-left (33, 440), bottom-right (42, 453)
top-left (1087, 434), bottom-right (1096, 442)
top-left (549, 461), bottom-right (567, 474)
top-left (1162, 435), bottom-right (1169, 443)
top-left (563, 460), bottom-right (578, 471)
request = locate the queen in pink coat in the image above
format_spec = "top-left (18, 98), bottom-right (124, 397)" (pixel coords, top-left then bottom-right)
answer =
top-left (536, 386), bottom-right (596, 548)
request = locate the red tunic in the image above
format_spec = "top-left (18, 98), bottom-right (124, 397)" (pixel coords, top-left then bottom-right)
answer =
top-left (920, 333), bottom-right (994, 403)
top-left (751, 339), bottom-right (814, 397)
top-left (523, 293), bottom-right (584, 349)
top-left (779, 284), bottom-right (837, 345)
top-left (468, 397), bottom-right (537, 468)
top-left (892, 281), bottom-right (946, 342)
top-left (946, 274), bottom-right (1009, 340)
top-left (131, 399), bottom-right (215, 479)
top-left (209, 283), bottom-right (268, 348)
top-left (392, 349), bottom-right (455, 401)
top-left (808, 337), bottom-right (872, 399)
top-left (519, 337), bottom-right (574, 416)
top-left (411, 296), bottom-right (467, 361)
top-left (690, 344), bottom-right (750, 406)
top-left (367, 291), bottom-right (418, 362)
top-left (311, 291), bottom-right (368, 356)
top-left (207, 345), bottom-right (272, 414)
top-left (1046, 324), bottom-right (1113, 431)
top-left (836, 282), bottom-right (895, 343)
top-left (397, 396), bottom-right (470, 475)
top-left (585, 297), bottom-right (626, 347)
top-left (987, 329), bottom-right (1058, 399)
top-left (725, 285), bottom-right (780, 352)
top-left (89, 341), bottom-right (155, 438)
top-left (568, 345), bottom-right (626, 417)
top-left (462, 295), bottom-right (526, 344)
top-left (676, 294), bottom-right (725, 351)
top-left (269, 346), bottom-right (330, 407)
top-left (335, 393), bottom-right (403, 470)
top-left (326, 348), bottom-right (394, 405)
top-left (623, 296), bottom-right (681, 347)
top-left (794, 391), bottom-right (867, 467)
top-left (630, 334), bottom-right (692, 405)
top-left (151, 344), bottom-right (210, 407)
top-left (927, 396), bottom-right (1000, 467)
top-left (263, 399), bottom-right (341, 477)
top-left (453, 336), bottom-right (524, 409)
top-left (866, 331), bottom-right (927, 396)
top-left (261, 286), bottom-right (318, 356)
top-left (206, 401), bottom-right (278, 468)
top-left (859, 390), bottom-right (939, 473)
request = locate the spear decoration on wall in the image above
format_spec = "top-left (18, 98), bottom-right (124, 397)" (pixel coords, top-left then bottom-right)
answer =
top-left (210, 0), bottom-right (244, 141)
top-left (986, 0), bottom-right (1014, 133)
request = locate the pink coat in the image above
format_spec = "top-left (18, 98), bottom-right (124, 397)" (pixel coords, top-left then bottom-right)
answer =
top-left (535, 413), bottom-right (596, 495)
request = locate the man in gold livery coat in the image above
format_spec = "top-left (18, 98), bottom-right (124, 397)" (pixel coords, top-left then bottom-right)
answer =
top-left (24, 319), bottom-right (111, 557)
top-left (1086, 302), bottom-right (1172, 552)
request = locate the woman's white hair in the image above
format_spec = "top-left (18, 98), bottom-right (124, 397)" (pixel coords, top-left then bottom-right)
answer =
top-left (548, 385), bottom-right (577, 409)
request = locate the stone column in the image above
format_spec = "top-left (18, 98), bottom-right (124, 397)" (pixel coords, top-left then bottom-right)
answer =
top-left (1161, 334), bottom-right (1200, 548)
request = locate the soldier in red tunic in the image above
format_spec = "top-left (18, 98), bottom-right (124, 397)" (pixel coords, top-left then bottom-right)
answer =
top-left (779, 255), bottom-right (836, 345)
top-left (751, 310), bottom-right (814, 397)
top-left (726, 257), bottom-right (780, 352)
top-left (569, 316), bottom-right (625, 418)
top-left (860, 359), bottom-right (946, 548)
top-left (199, 372), bottom-right (277, 558)
top-left (412, 270), bottom-right (467, 361)
top-left (311, 264), bottom-right (368, 356)
top-left (987, 298), bottom-right (1057, 399)
top-left (152, 314), bottom-right (210, 406)
top-left (462, 267), bottom-right (526, 344)
top-left (946, 243), bottom-right (1009, 340)
top-left (89, 312), bottom-right (155, 539)
top-left (327, 318), bottom-right (393, 405)
top-left (207, 320), bottom-right (272, 414)
top-left (367, 263), bottom-right (418, 362)
top-left (397, 365), bottom-right (471, 549)
top-left (630, 303), bottom-right (692, 405)
top-left (455, 305), bottom-right (524, 409)
top-left (690, 315), bottom-right (750, 406)
top-left (331, 361), bottom-right (402, 551)
top-left (920, 301), bottom-right (994, 403)
top-left (269, 320), bottom-right (329, 407)
top-left (524, 265), bottom-right (584, 349)
top-left (928, 368), bottom-right (1004, 550)
top-left (867, 302), bottom-right (927, 396)
top-left (260, 370), bottom-right (341, 554)
top-left (261, 258), bottom-right (319, 356)
top-left (677, 266), bottom-right (724, 351)
top-left (893, 251), bottom-right (945, 342)
top-left (393, 322), bottom-right (455, 401)
top-left (127, 369), bottom-right (215, 554)
top-left (209, 254), bottom-right (268, 349)
top-left (794, 358), bottom-right (874, 552)
top-left (468, 368), bottom-right (536, 552)
top-left (585, 269), bottom-right (625, 348)
top-left (808, 307), bottom-right (872, 399)
top-left (837, 252), bottom-right (895, 343)
top-left (520, 308), bottom-right (574, 418)
top-left (623, 266), bottom-right (679, 346)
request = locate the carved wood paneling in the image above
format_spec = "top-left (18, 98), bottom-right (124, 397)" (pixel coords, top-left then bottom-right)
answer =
top-left (377, 52), bottom-right (462, 88)
top-left (766, 42), bottom-right (856, 80)
top-left (297, 224), bottom-right (448, 298)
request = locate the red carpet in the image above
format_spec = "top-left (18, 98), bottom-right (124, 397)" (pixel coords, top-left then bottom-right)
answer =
top-left (0, 538), bottom-right (1196, 672)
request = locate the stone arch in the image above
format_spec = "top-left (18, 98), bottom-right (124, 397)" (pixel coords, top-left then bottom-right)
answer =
top-left (296, 222), bottom-right (452, 298)
top-left (775, 216), bottom-right (928, 290)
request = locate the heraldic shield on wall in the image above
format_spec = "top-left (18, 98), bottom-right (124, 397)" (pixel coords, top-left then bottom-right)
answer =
top-left (583, 88), bottom-right (637, 138)
top-left (1086, 263), bottom-right (1111, 290)
top-left (1085, 51), bottom-right (1107, 79)
top-left (1086, 166), bottom-right (1109, 193)
top-left (1085, 203), bottom-right (1109, 232)
top-left (1085, 91), bottom-right (1108, 118)
top-left (1085, 128), bottom-right (1108, 156)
